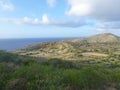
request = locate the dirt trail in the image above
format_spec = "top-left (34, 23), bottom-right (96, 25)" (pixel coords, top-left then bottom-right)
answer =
top-left (82, 52), bottom-right (108, 57)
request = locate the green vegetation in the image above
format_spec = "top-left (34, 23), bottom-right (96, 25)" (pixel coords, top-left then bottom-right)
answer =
top-left (0, 50), bottom-right (120, 90)
top-left (15, 33), bottom-right (120, 60)
top-left (1, 33), bottom-right (120, 90)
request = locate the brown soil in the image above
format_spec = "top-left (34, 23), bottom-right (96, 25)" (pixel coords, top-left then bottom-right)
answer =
top-left (82, 52), bottom-right (108, 57)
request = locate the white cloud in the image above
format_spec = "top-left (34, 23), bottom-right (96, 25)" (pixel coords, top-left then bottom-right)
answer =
top-left (33, 18), bottom-right (39, 25)
top-left (52, 19), bottom-right (87, 28)
top-left (67, 0), bottom-right (120, 21)
top-left (0, 14), bottom-right (88, 27)
top-left (93, 21), bottom-right (120, 34)
top-left (67, 0), bottom-right (92, 16)
top-left (46, 0), bottom-right (56, 7)
top-left (0, 0), bottom-right (14, 11)
top-left (66, 0), bottom-right (120, 31)
top-left (96, 21), bottom-right (120, 30)
top-left (41, 14), bottom-right (50, 25)
top-left (23, 17), bottom-right (32, 24)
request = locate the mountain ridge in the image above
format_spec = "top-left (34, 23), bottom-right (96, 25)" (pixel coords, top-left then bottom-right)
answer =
top-left (69, 33), bottom-right (120, 43)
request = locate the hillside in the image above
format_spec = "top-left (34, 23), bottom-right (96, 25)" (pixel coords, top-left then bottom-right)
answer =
top-left (1, 33), bottom-right (120, 90)
top-left (70, 33), bottom-right (120, 43)
top-left (1, 50), bottom-right (120, 90)
top-left (85, 33), bottom-right (120, 43)
top-left (0, 46), bottom-right (120, 90)
top-left (15, 41), bottom-right (76, 59)
top-left (14, 33), bottom-right (120, 60)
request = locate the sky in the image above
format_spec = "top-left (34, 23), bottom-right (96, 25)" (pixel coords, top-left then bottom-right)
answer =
top-left (0, 0), bottom-right (120, 38)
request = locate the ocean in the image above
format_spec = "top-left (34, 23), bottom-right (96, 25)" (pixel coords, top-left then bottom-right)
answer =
top-left (0, 38), bottom-right (70, 51)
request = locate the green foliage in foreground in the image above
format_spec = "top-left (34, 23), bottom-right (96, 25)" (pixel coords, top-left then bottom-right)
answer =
top-left (0, 50), bottom-right (120, 90)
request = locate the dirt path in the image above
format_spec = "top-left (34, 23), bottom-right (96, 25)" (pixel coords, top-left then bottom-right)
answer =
top-left (82, 52), bottom-right (108, 57)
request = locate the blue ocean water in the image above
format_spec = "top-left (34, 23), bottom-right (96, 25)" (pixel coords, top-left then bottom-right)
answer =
top-left (0, 38), bottom-right (69, 51)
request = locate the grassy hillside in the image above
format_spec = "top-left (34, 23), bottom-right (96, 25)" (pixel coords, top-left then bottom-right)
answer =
top-left (1, 50), bottom-right (120, 90)
top-left (1, 33), bottom-right (120, 90)
top-left (71, 33), bottom-right (120, 43)
top-left (15, 33), bottom-right (120, 60)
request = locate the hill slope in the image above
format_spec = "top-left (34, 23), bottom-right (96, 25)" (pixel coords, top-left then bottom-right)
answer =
top-left (70, 33), bottom-right (120, 43)
top-left (1, 50), bottom-right (120, 90)
top-left (14, 33), bottom-right (120, 60)
top-left (86, 33), bottom-right (120, 43)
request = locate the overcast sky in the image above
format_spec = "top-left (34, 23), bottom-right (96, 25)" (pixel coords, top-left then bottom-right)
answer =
top-left (0, 0), bottom-right (120, 38)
